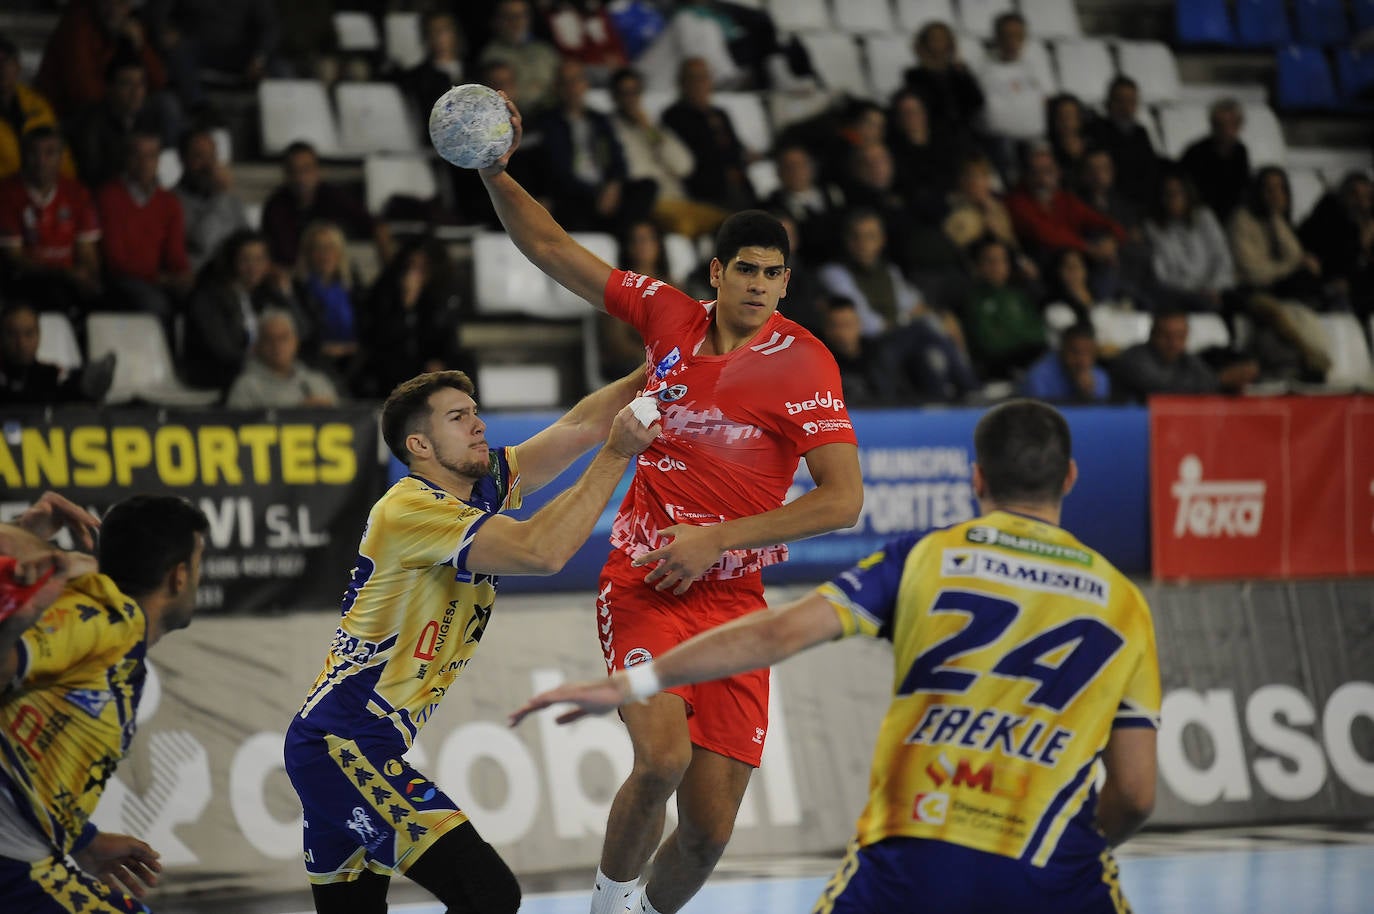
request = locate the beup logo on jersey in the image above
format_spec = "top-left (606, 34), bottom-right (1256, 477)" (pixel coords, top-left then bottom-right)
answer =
top-left (656, 383), bottom-right (688, 402)
top-left (654, 347), bottom-right (682, 379)
top-left (785, 390), bottom-right (845, 414)
top-left (1171, 454), bottom-right (1265, 539)
top-left (912, 791), bottom-right (949, 824)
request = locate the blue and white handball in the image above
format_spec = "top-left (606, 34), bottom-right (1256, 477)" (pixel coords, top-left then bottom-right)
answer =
top-left (428, 84), bottom-right (513, 169)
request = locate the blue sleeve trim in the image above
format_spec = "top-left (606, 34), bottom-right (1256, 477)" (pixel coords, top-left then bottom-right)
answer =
top-left (72, 820), bottom-right (98, 853)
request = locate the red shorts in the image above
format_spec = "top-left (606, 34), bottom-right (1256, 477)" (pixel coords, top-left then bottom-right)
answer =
top-left (597, 549), bottom-right (770, 767)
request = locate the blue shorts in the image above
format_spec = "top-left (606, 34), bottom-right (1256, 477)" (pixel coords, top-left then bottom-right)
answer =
top-left (812, 837), bottom-right (1132, 914)
top-left (0, 853), bottom-right (150, 914)
top-left (284, 718), bottom-right (469, 885)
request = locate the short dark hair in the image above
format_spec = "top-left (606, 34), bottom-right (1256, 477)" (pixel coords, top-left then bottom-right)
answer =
top-left (994, 11), bottom-right (1026, 33)
top-left (713, 210), bottom-right (789, 267)
top-left (1061, 321), bottom-right (1096, 345)
top-left (610, 67), bottom-right (642, 92)
top-left (969, 234), bottom-right (1009, 262)
top-left (98, 495), bottom-right (210, 600)
top-left (825, 294), bottom-right (859, 313)
top-left (0, 300), bottom-right (38, 325)
top-left (974, 400), bottom-right (1073, 505)
top-left (177, 125), bottom-right (215, 162)
top-left (1108, 75), bottom-right (1138, 98)
top-left (382, 370), bottom-right (477, 465)
top-left (104, 52), bottom-right (144, 84)
top-left (284, 140), bottom-right (318, 162)
top-left (20, 125), bottom-right (60, 162)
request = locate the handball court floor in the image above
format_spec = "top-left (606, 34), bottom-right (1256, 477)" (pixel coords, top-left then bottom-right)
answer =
top-left (157, 823), bottom-right (1374, 914)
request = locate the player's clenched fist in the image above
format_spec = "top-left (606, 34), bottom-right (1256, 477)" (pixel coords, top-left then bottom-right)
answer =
top-left (605, 398), bottom-right (662, 459)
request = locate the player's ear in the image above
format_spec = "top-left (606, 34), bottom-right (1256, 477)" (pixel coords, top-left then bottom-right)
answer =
top-left (406, 432), bottom-right (430, 462)
top-left (1062, 459), bottom-right (1078, 497)
top-left (971, 463), bottom-right (987, 503)
top-left (708, 257), bottom-right (722, 289)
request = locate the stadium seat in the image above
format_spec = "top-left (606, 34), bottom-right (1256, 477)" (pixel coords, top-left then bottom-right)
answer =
top-left (765, 0), bottom-right (830, 32)
top-left (1240, 103), bottom-right (1287, 165)
top-left (747, 158), bottom-right (781, 199)
top-left (245, 201), bottom-right (262, 230)
top-left (472, 233), bottom-right (555, 316)
top-left (336, 82), bottom-right (419, 155)
top-left (835, 0), bottom-right (895, 34)
top-left (1154, 103), bottom-right (1210, 158)
top-left (1285, 146), bottom-right (1374, 183)
top-left (157, 148), bottom-right (181, 189)
top-left (475, 363), bottom-right (561, 409)
top-left (258, 79), bottom-right (340, 157)
top-left (1042, 301), bottom-right (1079, 344)
top-left (363, 154), bottom-right (438, 215)
top-left (584, 87), bottom-right (613, 114)
top-left (1115, 41), bottom-right (1182, 104)
top-left (1277, 45), bottom-right (1339, 110)
top-left (713, 92), bottom-right (773, 155)
top-left (1051, 39), bottom-right (1114, 105)
top-left (765, 88), bottom-right (836, 134)
top-left (796, 34), bottom-right (870, 97)
top-left (85, 313), bottom-right (218, 406)
top-left (1287, 167), bottom-right (1327, 222)
top-left (639, 89), bottom-right (675, 123)
top-left (1175, 0), bottom-right (1234, 45)
top-left (663, 233), bottom-right (699, 283)
top-left (1018, 38), bottom-right (1058, 92)
top-left (1319, 312), bottom-right (1374, 389)
top-left (384, 12), bottom-right (425, 69)
top-left (957, 32), bottom-right (987, 71)
top-left (1335, 48), bottom-right (1374, 104)
top-left (1294, 0), bottom-right (1349, 46)
top-left (865, 34), bottom-right (915, 99)
top-left (1185, 313), bottom-right (1231, 353)
top-left (37, 313), bottom-right (82, 373)
top-left (1234, 0), bottom-right (1292, 47)
top-left (550, 233), bottom-right (618, 314)
top-left (895, 0), bottom-right (956, 34)
top-left (957, 0), bottom-right (1014, 37)
top-left (1090, 305), bottom-right (1151, 352)
top-left (334, 12), bottom-right (380, 52)
top-left (1017, 0), bottom-right (1082, 38)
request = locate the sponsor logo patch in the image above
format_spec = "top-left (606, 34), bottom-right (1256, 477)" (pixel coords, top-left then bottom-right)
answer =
top-left (940, 549), bottom-right (1109, 606)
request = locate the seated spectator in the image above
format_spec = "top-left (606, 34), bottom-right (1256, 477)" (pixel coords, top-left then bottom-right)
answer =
top-left (225, 308), bottom-right (339, 409)
top-left (1229, 166), bottom-right (1327, 306)
top-left (260, 141), bottom-right (392, 269)
top-left (1020, 321), bottom-right (1111, 402)
top-left (397, 12), bottom-right (466, 144)
top-left (1180, 98), bottom-right (1251, 223)
top-left (1299, 172), bottom-right (1374, 321)
top-left (764, 144), bottom-right (845, 262)
top-left (635, 0), bottom-right (808, 93)
top-left (0, 301), bottom-right (114, 405)
top-left (661, 57), bottom-right (756, 212)
top-left (354, 237), bottom-right (466, 399)
top-left (477, 0), bottom-right (562, 113)
top-left (1077, 147), bottom-right (1142, 237)
top-left (1144, 173), bottom-right (1236, 313)
top-left (67, 56), bottom-right (174, 190)
top-left (977, 11), bottom-right (1052, 174)
top-left (176, 126), bottom-right (248, 274)
top-left (771, 210), bottom-right (826, 338)
top-left (944, 154), bottom-right (1038, 280)
top-left (609, 66), bottom-right (725, 239)
top-left (527, 59), bottom-right (655, 233)
top-left (96, 130), bottom-right (193, 324)
top-left (599, 218), bottom-right (665, 380)
top-left (902, 21), bottom-right (984, 152)
top-left (885, 90), bottom-right (958, 218)
top-left (544, 0), bottom-right (629, 82)
top-left (184, 229), bottom-right (300, 391)
top-left (294, 220), bottom-right (356, 370)
top-left (0, 127), bottom-right (103, 324)
top-left (958, 236), bottom-right (1047, 378)
top-left (36, 0), bottom-right (170, 118)
top-left (143, 0), bottom-right (283, 95)
top-left (1111, 308), bottom-right (1258, 400)
top-left (0, 35), bottom-right (76, 182)
top-left (819, 99), bottom-right (887, 188)
top-left (840, 142), bottom-right (934, 278)
top-left (819, 295), bottom-right (889, 406)
top-left (1041, 248), bottom-right (1121, 328)
top-left (1087, 76), bottom-right (1159, 209)
top-left (1046, 93), bottom-right (1089, 177)
top-left (276, 0), bottom-right (343, 85)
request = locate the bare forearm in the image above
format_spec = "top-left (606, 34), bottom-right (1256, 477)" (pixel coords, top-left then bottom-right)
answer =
top-left (714, 483), bottom-right (861, 552)
top-left (512, 447), bottom-right (632, 572)
top-left (481, 170), bottom-right (601, 305)
top-left (1096, 782), bottom-right (1151, 846)
top-left (559, 370), bottom-right (644, 446)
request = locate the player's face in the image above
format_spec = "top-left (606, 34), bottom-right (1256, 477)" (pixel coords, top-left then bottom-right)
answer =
top-left (710, 246), bottom-right (789, 336)
top-left (422, 387), bottom-right (489, 480)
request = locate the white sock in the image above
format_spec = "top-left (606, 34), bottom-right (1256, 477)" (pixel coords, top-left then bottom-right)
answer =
top-left (590, 867), bottom-right (639, 914)
top-left (640, 891), bottom-right (666, 914)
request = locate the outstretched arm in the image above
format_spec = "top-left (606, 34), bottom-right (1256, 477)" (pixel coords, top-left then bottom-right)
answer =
top-left (510, 591), bottom-right (844, 726)
top-left (478, 96), bottom-right (615, 310)
top-left (514, 368), bottom-right (645, 496)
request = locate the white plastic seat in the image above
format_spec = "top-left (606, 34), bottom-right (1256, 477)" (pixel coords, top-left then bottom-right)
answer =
top-left (1115, 41), bottom-right (1181, 105)
top-left (336, 82), bottom-right (419, 155)
top-left (1186, 313), bottom-right (1231, 353)
top-left (157, 148), bottom-right (182, 189)
top-left (1051, 39), bottom-right (1114, 105)
top-left (258, 79), bottom-right (341, 157)
top-left (1090, 305), bottom-right (1152, 352)
top-left (584, 87), bottom-right (613, 114)
top-left (835, 0), bottom-right (896, 34)
top-left (765, 0), bottom-right (831, 31)
top-left (85, 313), bottom-right (218, 406)
top-left (765, 88), bottom-right (836, 133)
top-left (1021, 37), bottom-right (1058, 92)
top-left (957, 32), bottom-right (987, 70)
top-left (472, 233), bottom-right (556, 316)
top-left (363, 154), bottom-right (438, 215)
top-left (384, 12), bottom-right (425, 69)
top-left (334, 12), bottom-right (380, 52)
top-left (1017, 0), bottom-right (1082, 37)
top-left (865, 34), bottom-right (916, 99)
top-left (37, 312), bottom-right (82, 373)
top-left (663, 233), bottom-right (699, 282)
top-left (957, 0), bottom-right (1014, 36)
top-left (796, 34), bottom-right (870, 97)
top-left (713, 92), bottom-right (773, 156)
top-left (1286, 167), bottom-right (1327, 223)
top-left (747, 158), bottom-right (781, 199)
top-left (475, 363), bottom-right (561, 409)
top-left (1042, 301), bottom-right (1079, 344)
top-left (640, 89), bottom-right (675, 124)
top-left (896, 0), bottom-right (957, 33)
top-left (1154, 103), bottom-right (1210, 159)
top-left (1320, 312), bottom-right (1374, 389)
top-left (1241, 103), bottom-right (1286, 167)
top-left (549, 233), bottom-right (618, 314)
top-left (1287, 146), bottom-right (1374, 185)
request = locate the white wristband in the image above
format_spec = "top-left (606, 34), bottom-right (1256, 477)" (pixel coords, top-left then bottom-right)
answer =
top-left (623, 662), bottom-right (661, 703)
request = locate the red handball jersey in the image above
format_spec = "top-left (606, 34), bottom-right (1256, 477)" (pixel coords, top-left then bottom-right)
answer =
top-left (604, 269), bottom-right (857, 581)
top-left (0, 176), bottom-right (101, 268)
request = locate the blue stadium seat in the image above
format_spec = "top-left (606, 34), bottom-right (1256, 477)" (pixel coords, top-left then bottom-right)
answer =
top-left (1277, 46), bottom-right (1338, 109)
top-left (1356, 0), bottom-right (1374, 32)
top-left (1294, 0), bottom-right (1349, 46)
top-left (1335, 48), bottom-right (1374, 103)
top-left (1234, 0), bottom-right (1292, 47)
top-left (1176, 0), bottom-right (1234, 44)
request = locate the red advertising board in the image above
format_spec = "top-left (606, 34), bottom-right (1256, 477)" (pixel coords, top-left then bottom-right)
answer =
top-left (1151, 396), bottom-right (1374, 580)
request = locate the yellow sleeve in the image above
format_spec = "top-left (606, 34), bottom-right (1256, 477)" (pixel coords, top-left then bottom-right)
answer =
top-left (384, 486), bottom-right (495, 571)
top-left (1114, 593), bottom-right (1162, 730)
top-left (18, 595), bottom-right (132, 687)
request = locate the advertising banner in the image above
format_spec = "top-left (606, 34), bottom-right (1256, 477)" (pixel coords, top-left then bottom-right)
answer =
top-left (0, 406), bottom-right (385, 613)
top-left (1150, 396), bottom-right (1374, 580)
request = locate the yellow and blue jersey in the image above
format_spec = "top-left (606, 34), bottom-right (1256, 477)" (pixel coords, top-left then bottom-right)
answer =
top-left (0, 574), bottom-right (147, 857)
top-left (295, 448), bottom-right (523, 749)
top-left (819, 511), bottom-right (1160, 869)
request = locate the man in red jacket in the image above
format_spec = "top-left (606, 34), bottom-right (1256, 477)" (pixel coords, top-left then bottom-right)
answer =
top-left (1005, 142), bottom-right (1126, 271)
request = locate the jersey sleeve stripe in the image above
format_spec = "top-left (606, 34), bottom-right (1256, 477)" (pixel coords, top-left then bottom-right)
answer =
top-left (818, 584), bottom-right (882, 638)
top-left (443, 513), bottom-right (492, 570)
top-left (1020, 756), bottom-right (1097, 866)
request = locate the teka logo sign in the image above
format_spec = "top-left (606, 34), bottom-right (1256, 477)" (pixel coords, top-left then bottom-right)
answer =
top-left (1171, 455), bottom-right (1266, 539)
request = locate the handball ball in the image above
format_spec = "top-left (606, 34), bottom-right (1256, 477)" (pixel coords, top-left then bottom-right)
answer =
top-left (428, 84), bottom-right (513, 170)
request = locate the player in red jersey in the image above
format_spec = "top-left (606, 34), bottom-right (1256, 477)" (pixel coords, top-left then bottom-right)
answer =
top-left (479, 98), bottom-right (864, 914)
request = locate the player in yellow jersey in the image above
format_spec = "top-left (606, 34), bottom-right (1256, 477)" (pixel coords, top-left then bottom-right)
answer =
top-left (285, 369), bottom-right (662, 914)
top-left (1, 494), bottom-right (209, 913)
top-left (514, 399), bottom-right (1161, 914)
